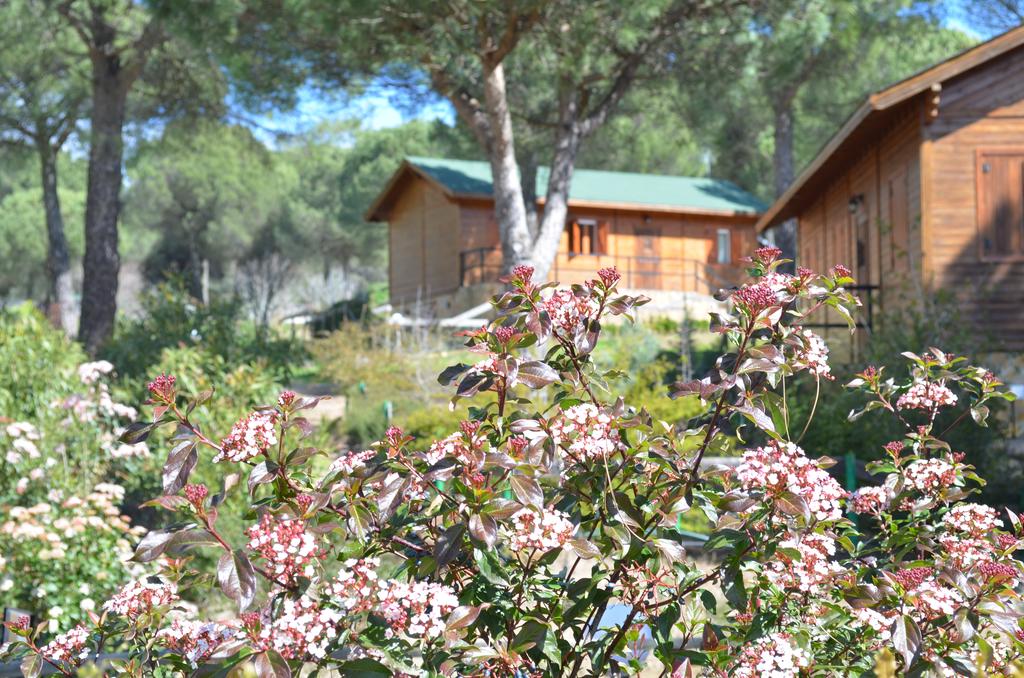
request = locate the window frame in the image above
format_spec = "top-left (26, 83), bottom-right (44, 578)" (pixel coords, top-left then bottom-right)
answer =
top-left (568, 218), bottom-right (607, 256)
top-left (975, 147), bottom-right (1024, 262)
top-left (716, 228), bottom-right (732, 264)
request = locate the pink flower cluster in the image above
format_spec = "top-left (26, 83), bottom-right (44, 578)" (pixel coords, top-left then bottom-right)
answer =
top-left (849, 486), bottom-right (889, 515)
top-left (377, 580), bottom-right (460, 639)
top-left (766, 532), bottom-right (843, 594)
top-left (157, 620), bottom-right (234, 667)
top-left (904, 458), bottom-right (956, 494)
top-left (507, 507), bottom-right (575, 552)
top-left (328, 559), bottom-right (459, 640)
top-left (41, 624), bottom-right (90, 666)
top-left (214, 411), bottom-right (278, 463)
top-left (255, 595), bottom-right (341, 660)
top-left (896, 380), bottom-right (958, 410)
top-left (539, 289), bottom-right (597, 331)
top-left (77, 360), bottom-right (114, 385)
top-left (325, 449), bottom-right (375, 477)
top-left (102, 579), bottom-right (178, 620)
top-left (792, 329), bottom-right (832, 379)
top-left (245, 515), bottom-right (322, 585)
top-left (549, 404), bottom-right (625, 461)
top-left (910, 579), bottom-right (962, 620)
top-left (733, 632), bottom-right (810, 677)
top-left (732, 281), bottom-right (778, 314)
top-left (940, 533), bottom-right (993, 571)
top-left (735, 441), bottom-right (845, 522)
top-left (942, 503), bottom-right (1002, 537)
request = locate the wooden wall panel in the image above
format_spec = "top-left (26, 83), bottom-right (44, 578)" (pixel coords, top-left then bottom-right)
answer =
top-left (388, 181), bottom-right (426, 304)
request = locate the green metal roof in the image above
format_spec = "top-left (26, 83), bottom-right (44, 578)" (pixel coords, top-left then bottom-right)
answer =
top-left (407, 156), bottom-right (766, 215)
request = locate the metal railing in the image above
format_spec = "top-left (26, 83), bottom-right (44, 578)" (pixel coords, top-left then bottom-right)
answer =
top-left (458, 247), bottom-right (745, 296)
top-left (800, 284), bottom-right (880, 332)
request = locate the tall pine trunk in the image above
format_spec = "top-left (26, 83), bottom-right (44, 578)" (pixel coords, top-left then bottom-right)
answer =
top-left (482, 62), bottom-right (533, 273)
top-left (771, 100), bottom-right (798, 262)
top-left (38, 144), bottom-right (75, 334)
top-left (79, 64), bottom-right (128, 355)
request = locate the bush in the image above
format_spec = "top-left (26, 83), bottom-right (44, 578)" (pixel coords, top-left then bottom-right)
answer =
top-left (5, 252), bottom-right (1023, 677)
top-left (104, 280), bottom-right (305, 385)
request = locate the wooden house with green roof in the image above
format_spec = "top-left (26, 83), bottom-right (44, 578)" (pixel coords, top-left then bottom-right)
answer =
top-left (366, 157), bottom-right (765, 311)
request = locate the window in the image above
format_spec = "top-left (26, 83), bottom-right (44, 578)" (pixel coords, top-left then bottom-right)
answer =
top-left (977, 150), bottom-right (1024, 258)
top-left (716, 228), bottom-right (731, 264)
top-left (568, 219), bottom-right (608, 255)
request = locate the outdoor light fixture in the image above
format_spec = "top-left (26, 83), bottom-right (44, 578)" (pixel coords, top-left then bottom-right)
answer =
top-left (847, 194), bottom-right (865, 213)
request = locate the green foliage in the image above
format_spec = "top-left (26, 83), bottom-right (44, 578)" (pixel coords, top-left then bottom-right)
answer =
top-left (103, 279), bottom-right (305, 385)
top-left (0, 304), bottom-right (85, 420)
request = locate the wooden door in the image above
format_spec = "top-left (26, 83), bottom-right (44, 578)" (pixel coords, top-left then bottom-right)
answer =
top-left (977, 151), bottom-right (1024, 258)
top-left (852, 199), bottom-right (871, 284)
top-left (888, 169), bottom-right (909, 270)
top-left (633, 226), bottom-right (661, 289)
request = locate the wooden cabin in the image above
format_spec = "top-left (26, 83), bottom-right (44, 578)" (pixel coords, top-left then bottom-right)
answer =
top-left (757, 25), bottom-right (1024, 356)
top-left (366, 157), bottom-right (764, 314)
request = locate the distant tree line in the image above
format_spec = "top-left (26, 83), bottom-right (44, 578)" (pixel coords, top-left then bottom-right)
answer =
top-left (0, 0), bottom-right (1014, 352)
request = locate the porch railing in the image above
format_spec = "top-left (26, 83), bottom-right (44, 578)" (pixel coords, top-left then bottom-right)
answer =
top-left (458, 247), bottom-right (744, 296)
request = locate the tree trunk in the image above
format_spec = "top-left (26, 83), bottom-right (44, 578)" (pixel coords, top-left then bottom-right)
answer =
top-left (78, 64), bottom-right (128, 355)
top-left (770, 100), bottom-right (798, 262)
top-left (531, 96), bottom-right (582, 282)
top-left (38, 144), bottom-right (75, 334)
top-left (481, 62), bottom-right (533, 273)
top-left (519, 151), bottom-right (539, 240)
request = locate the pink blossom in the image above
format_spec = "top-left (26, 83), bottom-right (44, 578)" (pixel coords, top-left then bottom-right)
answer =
top-left (77, 360), bottom-right (114, 385)
top-left (849, 486), bottom-right (889, 515)
top-left (765, 532), bottom-right (843, 594)
top-left (792, 329), bottom-right (832, 379)
top-left (897, 381), bottom-right (957, 411)
top-left (507, 507), bottom-right (575, 552)
top-left (328, 557), bottom-right (382, 613)
top-left (245, 515), bottom-right (322, 585)
top-left (736, 441), bottom-right (845, 522)
top-left (732, 281), bottom-right (779, 315)
top-left (539, 289), bottom-right (597, 332)
top-left (256, 595), bottom-right (341, 660)
top-left (376, 580), bottom-right (460, 640)
top-left (103, 579), bottom-right (178, 619)
top-left (942, 503), bottom-right (1003, 537)
top-left (157, 620), bottom-right (234, 667)
top-left (733, 632), bottom-right (810, 677)
top-left (549, 404), bottom-right (625, 462)
top-left (754, 246), bottom-right (783, 264)
top-left (909, 579), bottom-right (962, 620)
top-left (41, 624), bottom-right (90, 666)
top-left (904, 458), bottom-right (957, 494)
top-left (325, 449), bottom-right (375, 477)
top-left (146, 374), bottom-right (177, 404)
top-left (214, 411), bottom-right (278, 463)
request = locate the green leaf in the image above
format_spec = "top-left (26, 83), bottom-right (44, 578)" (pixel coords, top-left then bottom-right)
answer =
top-left (20, 653), bottom-right (42, 678)
top-left (254, 650), bottom-right (291, 678)
top-left (891, 614), bottom-right (921, 670)
top-left (218, 549), bottom-right (257, 611)
top-left (510, 475), bottom-right (543, 508)
top-left (162, 440), bottom-right (198, 495)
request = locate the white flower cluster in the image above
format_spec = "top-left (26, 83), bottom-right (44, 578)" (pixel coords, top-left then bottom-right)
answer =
top-left (102, 579), bottom-right (179, 619)
top-left (766, 532), bottom-right (843, 595)
top-left (77, 360), bottom-right (114, 385)
top-left (325, 449), bottom-right (375, 477)
top-left (245, 515), bottom-right (322, 585)
top-left (539, 289), bottom-right (598, 332)
top-left (942, 502), bottom-right (1003, 537)
top-left (41, 624), bottom-right (91, 666)
top-left (897, 380), bottom-right (958, 410)
top-left (733, 632), bottom-right (810, 678)
top-left (549, 404), bottom-right (625, 461)
top-left (849, 486), bottom-right (890, 515)
top-left (4, 421), bottom-right (40, 465)
top-left (214, 411), bottom-right (278, 463)
top-left (157, 619), bottom-right (234, 667)
top-left (425, 431), bottom-right (476, 467)
top-left (910, 579), bottom-right (962, 620)
top-left (904, 458), bottom-right (956, 494)
top-left (377, 580), bottom-right (460, 640)
top-left (849, 607), bottom-right (897, 645)
top-left (792, 329), bottom-right (831, 379)
top-left (507, 507), bottom-right (576, 552)
top-left (736, 441), bottom-right (845, 522)
top-left (257, 595), bottom-right (342, 660)
top-left (327, 558), bottom-right (459, 640)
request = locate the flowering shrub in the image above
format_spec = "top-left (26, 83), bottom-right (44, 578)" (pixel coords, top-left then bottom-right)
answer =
top-left (0, 483), bottom-right (148, 632)
top-left (5, 249), bottom-right (1023, 677)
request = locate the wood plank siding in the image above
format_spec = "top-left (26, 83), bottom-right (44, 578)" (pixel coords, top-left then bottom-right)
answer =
top-left (759, 26), bottom-right (1024, 351)
top-left (387, 177), bottom-right (461, 306)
